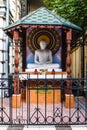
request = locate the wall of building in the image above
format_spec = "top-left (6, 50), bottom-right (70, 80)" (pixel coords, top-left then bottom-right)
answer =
top-left (71, 33), bottom-right (87, 78)
top-left (0, 0), bottom-right (21, 78)
top-left (0, 0), bottom-right (7, 78)
top-left (71, 46), bottom-right (82, 78)
top-left (28, 0), bottom-right (45, 13)
top-left (20, 0), bottom-right (28, 18)
top-left (10, 0), bottom-right (20, 21)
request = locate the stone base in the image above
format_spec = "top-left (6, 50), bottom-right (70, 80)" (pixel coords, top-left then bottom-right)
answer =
top-left (65, 94), bottom-right (74, 108)
top-left (12, 94), bottom-right (21, 108)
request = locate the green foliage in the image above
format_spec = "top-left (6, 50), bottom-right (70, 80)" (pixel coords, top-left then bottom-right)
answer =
top-left (43, 0), bottom-right (87, 30)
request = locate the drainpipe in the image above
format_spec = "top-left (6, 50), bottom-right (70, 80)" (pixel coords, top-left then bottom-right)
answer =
top-left (6, 0), bottom-right (10, 25)
top-left (5, 0), bottom-right (10, 78)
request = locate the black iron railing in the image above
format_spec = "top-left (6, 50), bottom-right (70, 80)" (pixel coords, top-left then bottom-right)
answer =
top-left (0, 74), bottom-right (87, 125)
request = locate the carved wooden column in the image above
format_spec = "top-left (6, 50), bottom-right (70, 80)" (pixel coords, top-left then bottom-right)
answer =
top-left (12, 30), bottom-right (21, 108)
top-left (65, 29), bottom-right (74, 108)
top-left (66, 29), bottom-right (72, 94)
top-left (13, 30), bottom-right (20, 94)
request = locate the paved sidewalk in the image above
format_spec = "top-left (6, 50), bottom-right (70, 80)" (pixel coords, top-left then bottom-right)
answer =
top-left (0, 125), bottom-right (8, 130)
top-left (56, 126), bottom-right (72, 130)
top-left (0, 125), bottom-right (87, 130)
top-left (71, 125), bottom-right (87, 130)
top-left (23, 126), bottom-right (55, 130)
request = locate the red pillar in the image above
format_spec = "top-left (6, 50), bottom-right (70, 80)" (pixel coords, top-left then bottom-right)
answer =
top-left (13, 30), bottom-right (20, 94)
top-left (66, 29), bottom-right (72, 94)
top-left (64, 29), bottom-right (74, 108)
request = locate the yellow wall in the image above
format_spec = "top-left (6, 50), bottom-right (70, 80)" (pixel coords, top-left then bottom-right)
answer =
top-left (71, 46), bottom-right (81, 78)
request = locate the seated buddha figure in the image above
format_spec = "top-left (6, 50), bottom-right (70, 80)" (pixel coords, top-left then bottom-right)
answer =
top-left (34, 40), bottom-right (52, 64)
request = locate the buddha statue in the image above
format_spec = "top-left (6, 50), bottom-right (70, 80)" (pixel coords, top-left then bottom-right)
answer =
top-left (34, 40), bottom-right (52, 64)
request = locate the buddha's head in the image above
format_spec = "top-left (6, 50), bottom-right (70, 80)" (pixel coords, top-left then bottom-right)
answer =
top-left (40, 40), bottom-right (47, 50)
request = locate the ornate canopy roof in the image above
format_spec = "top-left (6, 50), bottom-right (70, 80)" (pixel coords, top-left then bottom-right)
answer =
top-left (4, 7), bottom-right (82, 31)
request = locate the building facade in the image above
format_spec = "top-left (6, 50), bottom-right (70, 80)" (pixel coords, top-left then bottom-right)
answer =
top-left (0, 0), bottom-right (7, 78)
top-left (0, 0), bottom-right (21, 78)
top-left (28, 0), bottom-right (45, 13)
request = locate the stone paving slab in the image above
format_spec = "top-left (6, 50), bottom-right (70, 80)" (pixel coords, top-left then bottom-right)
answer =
top-left (56, 126), bottom-right (72, 130)
top-left (7, 125), bottom-right (24, 130)
top-left (24, 126), bottom-right (55, 130)
top-left (0, 125), bottom-right (87, 130)
top-left (0, 125), bottom-right (8, 130)
top-left (71, 125), bottom-right (87, 130)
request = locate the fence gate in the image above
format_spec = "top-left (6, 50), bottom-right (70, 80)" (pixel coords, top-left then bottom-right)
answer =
top-left (0, 75), bottom-right (87, 125)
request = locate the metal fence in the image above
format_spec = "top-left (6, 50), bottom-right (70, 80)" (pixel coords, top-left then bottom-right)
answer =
top-left (0, 74), bottom-right (87, 125)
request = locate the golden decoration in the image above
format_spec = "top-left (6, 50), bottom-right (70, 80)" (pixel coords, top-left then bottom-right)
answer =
top-left (37, 35), bottom-right (50, 45)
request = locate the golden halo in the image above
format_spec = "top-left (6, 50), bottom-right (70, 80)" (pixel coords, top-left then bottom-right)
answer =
top-left (28, 28), bottom-right (60, 54)
top-left (37, 35), bottom-right (50, 45)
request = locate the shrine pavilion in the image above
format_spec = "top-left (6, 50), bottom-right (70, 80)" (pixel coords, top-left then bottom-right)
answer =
top-left (4, 7), bottom-right (82, 108)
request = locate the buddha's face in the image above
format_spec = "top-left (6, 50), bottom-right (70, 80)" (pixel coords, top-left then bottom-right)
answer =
top-left (40, 40), bottom-right (46, 50)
